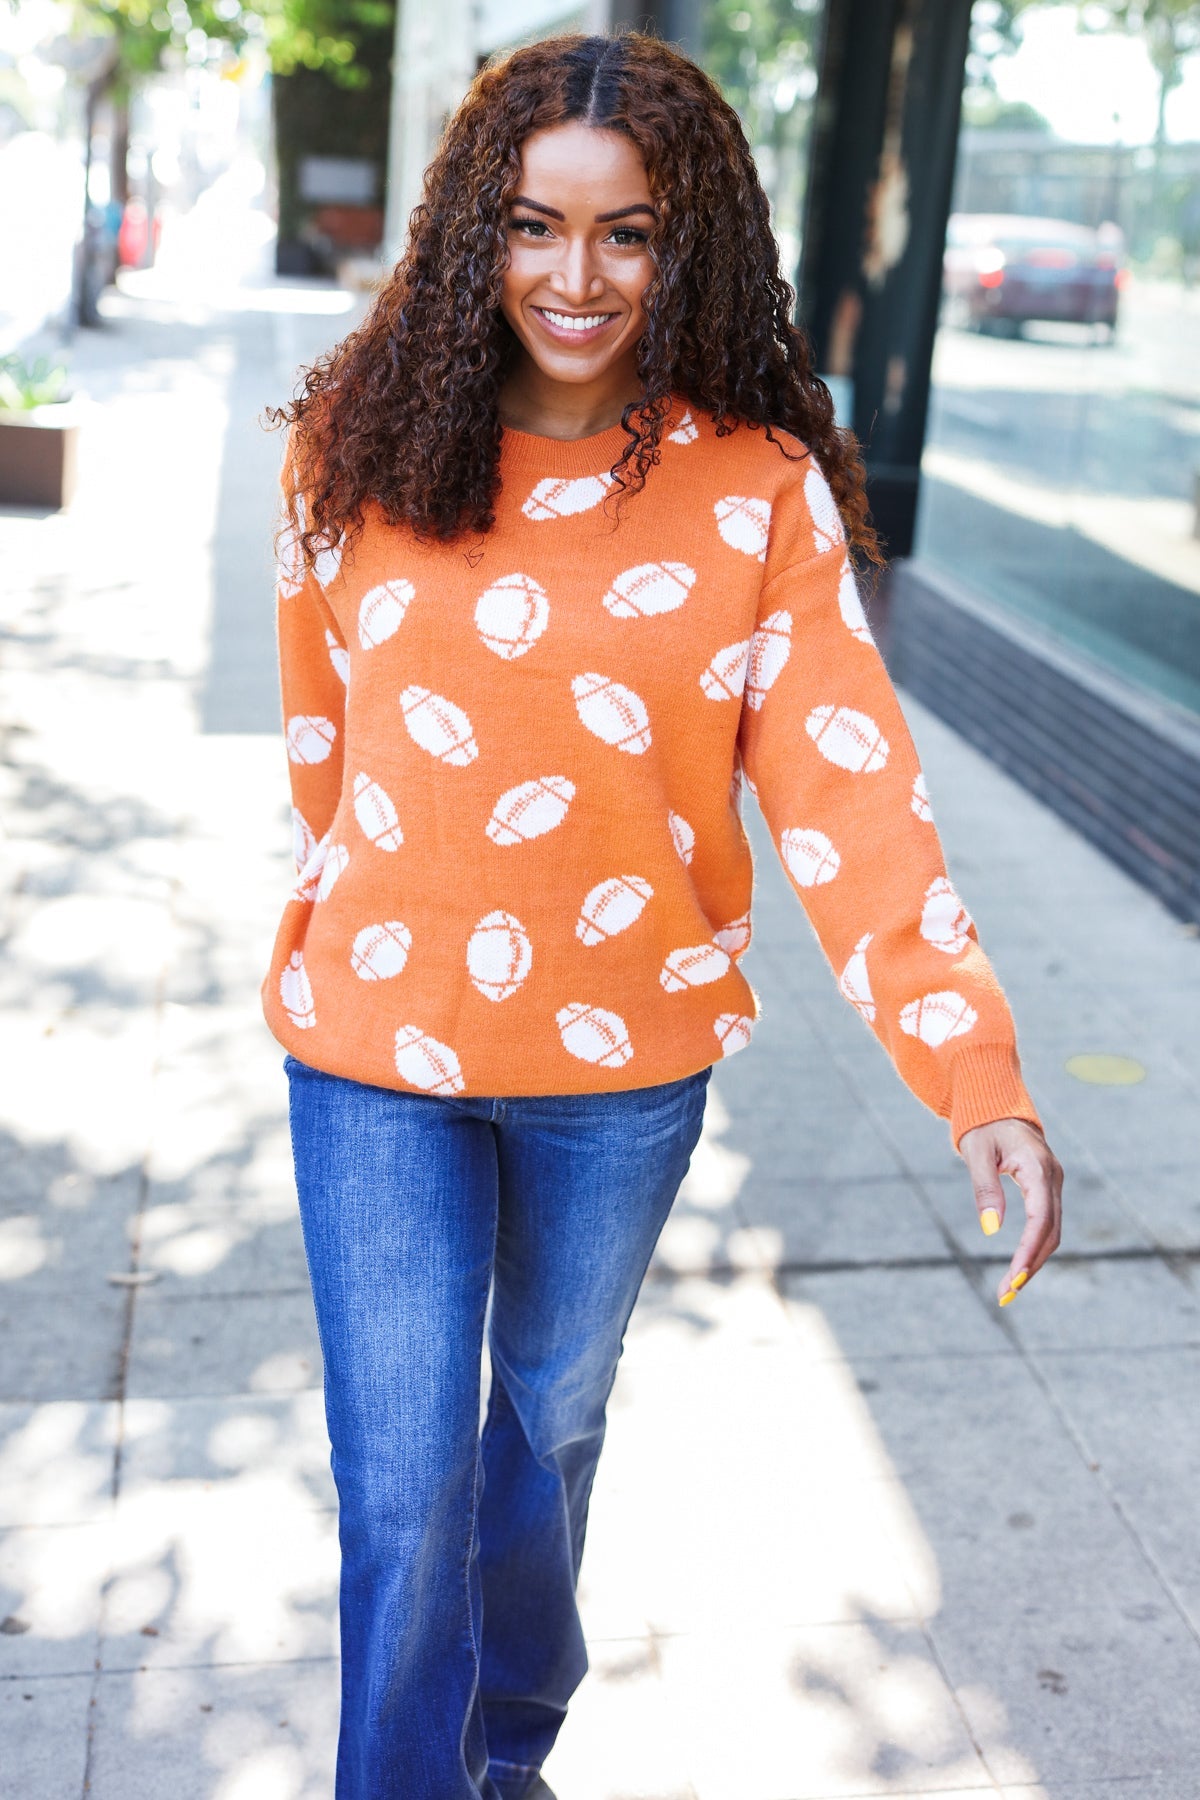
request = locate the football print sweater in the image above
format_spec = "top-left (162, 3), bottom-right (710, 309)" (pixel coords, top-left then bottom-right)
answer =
top-left (263, 396), bottom-right (1043, 1149)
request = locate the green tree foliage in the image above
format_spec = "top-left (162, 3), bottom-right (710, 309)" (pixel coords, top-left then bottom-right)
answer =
top-left (1077, 1), bottom-right (1200, 145)
top-left (702, 0), bottom-right (823, 260)
top-left (60, 0), bottom-right (394, 91)
top-left (967, 0), bottom-right (1200, 145)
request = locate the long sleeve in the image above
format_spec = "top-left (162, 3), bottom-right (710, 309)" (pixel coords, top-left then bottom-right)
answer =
top-left (738, 459), bottom-right (1042, 1150)
top-left (275, 490), bottom-right (347, 877)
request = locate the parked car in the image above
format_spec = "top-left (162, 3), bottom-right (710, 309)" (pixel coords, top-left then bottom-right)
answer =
top-left (942, 213), bottom-right (1125, 334)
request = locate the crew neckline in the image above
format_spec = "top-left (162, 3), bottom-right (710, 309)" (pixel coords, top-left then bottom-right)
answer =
top-left (500, 394), bottom-right (689, 478)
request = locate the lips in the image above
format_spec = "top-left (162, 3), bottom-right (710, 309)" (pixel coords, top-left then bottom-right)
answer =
top-left (532, 306), bottom-right (619, 343)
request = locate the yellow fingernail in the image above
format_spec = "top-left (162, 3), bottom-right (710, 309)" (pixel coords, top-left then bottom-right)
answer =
top-left (999, 1290), bottom-right (1015, 1306)
top-left (980, 1208), bottom-right (1000, 1236)
top-left (1011, 1270), bottom-right (1029, 1290)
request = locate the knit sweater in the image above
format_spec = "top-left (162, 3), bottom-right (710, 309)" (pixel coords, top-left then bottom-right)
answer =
top-left (262, 395), bottom-right (1042, 1149)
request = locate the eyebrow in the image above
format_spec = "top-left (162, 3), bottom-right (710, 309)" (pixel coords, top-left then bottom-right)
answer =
top-left (510, 196), bottom-right (655, 224)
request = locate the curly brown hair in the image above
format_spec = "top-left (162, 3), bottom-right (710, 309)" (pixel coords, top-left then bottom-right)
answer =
top-left (270, 30), bottom-right (882, 569)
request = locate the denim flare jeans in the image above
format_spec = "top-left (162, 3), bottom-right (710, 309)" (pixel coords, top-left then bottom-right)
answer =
top-left (285, 1053), bottom-right (711, 1800)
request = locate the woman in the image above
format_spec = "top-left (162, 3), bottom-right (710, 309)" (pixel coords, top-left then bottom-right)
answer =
top-left (264, 30), bottom-right (1064, 1800)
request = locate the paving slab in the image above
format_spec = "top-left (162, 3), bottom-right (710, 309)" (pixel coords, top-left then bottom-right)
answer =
top-left (101, 1479), bottom-right (338, 1671)
top-left (0, 1673), bottom-right (93, 1800)
top-left (927, 1600), bottom-right (1200, 1789)
top-left (0, 1007), bottom-right (157, 1178)
top-left (123, 1289), bottom-right (323, 1401)
top-left (0, 1278), bottom-right (130, 1405)
top-left (588, 1325), bottom-right (922, 1635)
top-left (1001, 1783), bottom-right (1200, 1799)
top-left (778, 1264), bottom-right (1012, 1362)
top-left (832, 1355), bottom-right (1167, 1620)
top-left (118, 1392), bottom-right (334, 1512)
top-left (738, 1173), bottom-right (953, 1271)
top-left (1100, 1163), bottom-right (1200, 1254)
top-left (85, 1657), bottom-right (340, 1800)
top-left (657, 1619), bottom-right (990, 1799)
top-left (626, 1267), bottom-right (815, 1360)
top-left (1028, 1346), bottom-right (1200, 1634)
top-left (995, 1256), bottom-right (1200, 1353)
top-left (530, 1633), bottom-right (699, 1800)
top-left (0, 1400), bottom-right (119, 1527)
top-left (0, 1520), bottom-right (108, 1676)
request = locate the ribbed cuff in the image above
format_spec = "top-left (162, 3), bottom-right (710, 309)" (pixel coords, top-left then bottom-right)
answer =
top-left (948, 1040), bottom-right (1044, 1152)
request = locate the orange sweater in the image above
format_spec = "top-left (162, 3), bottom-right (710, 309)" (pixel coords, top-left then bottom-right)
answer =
top-left (262, 396), bottom-right (1042, 1149)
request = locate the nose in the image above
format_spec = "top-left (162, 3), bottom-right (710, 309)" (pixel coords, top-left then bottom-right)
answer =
top-left (549, 235), bottom-right (607, 307)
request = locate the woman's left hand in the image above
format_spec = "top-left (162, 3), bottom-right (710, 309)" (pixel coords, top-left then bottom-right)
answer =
top-left (957, 1118), bottom-right (1064, 1305)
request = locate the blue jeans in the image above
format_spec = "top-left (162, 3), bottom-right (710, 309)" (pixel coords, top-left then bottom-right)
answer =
top-left (285, 1055), bottom-right (711, 1800)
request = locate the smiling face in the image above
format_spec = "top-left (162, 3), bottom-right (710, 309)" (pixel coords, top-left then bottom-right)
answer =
top-left (498, 121), bottom-right (657, 428)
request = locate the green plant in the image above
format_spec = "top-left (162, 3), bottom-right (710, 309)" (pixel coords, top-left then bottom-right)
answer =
top-left (0, 356), bottom-right (72, 411)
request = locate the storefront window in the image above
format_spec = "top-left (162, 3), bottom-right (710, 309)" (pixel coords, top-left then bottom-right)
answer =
top-left (701, 0), bottom-right (825, 279)
top-left (917, 0), bottom-right (1200, 720)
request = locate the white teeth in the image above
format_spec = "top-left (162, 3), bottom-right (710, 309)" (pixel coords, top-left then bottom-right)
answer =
top-left (541, 309), bottom-right (611, 332)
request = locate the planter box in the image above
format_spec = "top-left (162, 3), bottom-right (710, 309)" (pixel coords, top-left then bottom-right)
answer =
top-left (0, 402), bottom-right (83, 508)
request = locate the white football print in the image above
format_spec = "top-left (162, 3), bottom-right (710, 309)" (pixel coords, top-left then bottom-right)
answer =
top-left (838, 931), bottom-right (876, 1023)
top-left (475, 572), bottom-right (549, 659)
top-left (837, 560), bottom-right (873, 645)
top-left (806, 705), bottom-right (889, 773)
top-left (900, 990), bottom-right (978, 1048)
top-left (602, 561), bottom-right (696, 619)
top-left (659, 942), bottom-right (732, 992)
top-left (714, 494), bottom-right (771, 561)
top-left (351, 920), bottom-right (412, 981)
top-left (280, 950), bottom-right (315, 1028)
top-left (394, 1025), bottom-right (466, 1094)
top-left (400, 686), bottom-right (479, 766)
top-left (699, 639), bottom-right (752, 702)
top-left (920, 876), bottom-right (973, 954)
top-left (292, 806), bottom-right (317, 874)
top-left (522, 474), bottom-right (613, 522)
top-left (556, 1002), bottom-right (634, 1068)
top-left (314, 842), bottom-right (349, 903)
top-left (292, 831), bottom-right (330, 903)
top-left (358, 579), bottom-right (414, 649)
top-left (572, 672), bottom-right (652, 754)
top-left (780, 826), bottom-right (841, 888)
top-left (669, 810), bottom-right (695, 865)
top-left (714, 913), bottom-right (751, 957)
top-left (713, 1012), bottom-right (754, 1057)
top-left (668, 409), bottom-right (698, 445)
top-left (325, 628), bottom-right (350, 686)
top-left (313, 535), bottom-right (343, 589)
top-left (911, 772), bottom-right (933, 822)
top-left (286, 715), bottom-right (337, 765)
top-left (486, 776), bottom-right (575, 846)
top-left (805, 464), bottom-right (844, 554)
top-left (352, 772), bottom-right (403, 851)
top-left (467, 910), bottom-right (533, 1001)
top-left (745, 610), bottom-right (792, 710)
top-left (576, 874), bottom-right (653, 945)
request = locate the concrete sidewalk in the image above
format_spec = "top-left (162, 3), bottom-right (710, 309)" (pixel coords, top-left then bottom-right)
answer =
top-left (3, 225), bottom-right (1200, 1800)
